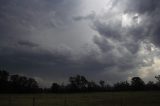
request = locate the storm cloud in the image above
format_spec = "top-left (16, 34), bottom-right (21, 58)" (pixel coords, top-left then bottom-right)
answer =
top-left (1, 0), bottom-right (160, 87)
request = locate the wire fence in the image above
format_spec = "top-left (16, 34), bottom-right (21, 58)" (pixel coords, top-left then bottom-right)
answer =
top-left (0, 96), bottom-right (132, 106)
top-left (0, 96), bottom-right (73, 106)
top-left (0, 93), bottom-right (160, 106)
top-left (0, 96), bottom-right (126, 106)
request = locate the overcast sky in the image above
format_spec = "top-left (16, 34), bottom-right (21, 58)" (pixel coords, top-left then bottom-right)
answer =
top-left (1, 0), bottom-right (160, 87)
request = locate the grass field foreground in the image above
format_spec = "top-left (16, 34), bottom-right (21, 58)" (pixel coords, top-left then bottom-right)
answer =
top-left (0, 92), bottom-right (160, 106)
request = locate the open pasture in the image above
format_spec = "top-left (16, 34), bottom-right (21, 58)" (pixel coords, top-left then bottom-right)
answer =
top-left (0, 92), bottom-right (160, 106)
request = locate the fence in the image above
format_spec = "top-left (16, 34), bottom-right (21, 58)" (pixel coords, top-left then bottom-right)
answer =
top-left (0, 96), bottom-right (70, 106)
top-left (0, 92), bottom-right (156, 106)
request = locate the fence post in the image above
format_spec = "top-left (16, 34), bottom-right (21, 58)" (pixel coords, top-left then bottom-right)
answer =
top-left (33, 97), bottom-right (35, 106)
top-left (9, 96), bottom-right (12, 106)
top-left (64, 96), bottom-right (67, 106)
top-left (121, 97), bottom-right (124, 106)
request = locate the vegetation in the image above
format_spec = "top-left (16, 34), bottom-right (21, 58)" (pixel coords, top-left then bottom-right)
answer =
top-left (1, 70), bottom-right (160, 105)
top-left (0, 92), bottom-right (160, 106)
top-left (1, 70), bottom-right (160, 93)
top-left (0, 70), bottom-right (39, 93)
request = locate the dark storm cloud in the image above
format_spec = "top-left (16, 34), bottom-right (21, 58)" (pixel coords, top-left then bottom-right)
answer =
top-left (93, 19), bottom-right (122, 40)
top-left (73, 12), bottom-right (96, 21)
top-left (1, 0), bottom-right (160, 86)
top-left (93, 35), bottom-right (142, 71)
top-left (0, 0), bottom-right (79, 39)
top-left (93, 36), bottom-right (114, 52)
top-left (0, 46), bottom-right (72, 77)
top-left (126, 0), bottom-right (159, 14)
top-left (0, 0), bottom-right (82, 85)
top-left (123, 0), bottom-right (160, 47)
top-left (0, 44), bottom-right (107, 84)
top-left (18, 40), bottom-right (39, 48)
top-left (0, 0), bottom-right (80, 49)
top-left (84, 0), bottom-right (160, 81)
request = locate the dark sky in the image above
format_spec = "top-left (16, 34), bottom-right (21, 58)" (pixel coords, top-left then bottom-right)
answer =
top-left (1, 0), bottom-right (160, 87)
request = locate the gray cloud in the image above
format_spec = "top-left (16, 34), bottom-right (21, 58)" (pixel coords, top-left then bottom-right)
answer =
top-left (18, 40), bottom-right (39, 48)
top-left (1, 0), bottom-right (160, 86)
top-left (124, 0), bottom-right (160, 47)
top-left (73, 12), bottom-right (96, 21)
top-left (87, 0), bottom-right (160, 81)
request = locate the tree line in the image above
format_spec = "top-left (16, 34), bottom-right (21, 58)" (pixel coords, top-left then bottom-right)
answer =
top-left (0, 70), bottom-right (39, 93)
top-left (1, 70), bottom-right (160, 93)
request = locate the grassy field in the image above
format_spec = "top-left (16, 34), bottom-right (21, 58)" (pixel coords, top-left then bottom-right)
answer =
top-left (0, 92), bottom-right (160, 106)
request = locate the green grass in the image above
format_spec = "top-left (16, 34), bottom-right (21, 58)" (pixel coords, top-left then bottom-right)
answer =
top-left (0, 92), bottom-right (160, 106)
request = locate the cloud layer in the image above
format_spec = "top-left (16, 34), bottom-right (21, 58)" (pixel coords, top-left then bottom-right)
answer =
top-left (1, 0), bottom-right (160, 87)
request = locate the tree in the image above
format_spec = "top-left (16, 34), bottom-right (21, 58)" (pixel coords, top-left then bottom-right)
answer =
top-left (10, 75), bottom-right (39, 93)
top-left (114, 81), bottom-right (130, 91)
top-left (69, 75), bottom-right (88, 91)
top-left (155, 75), bottom-right (160, 82)
top-left (99, 80), bottom-right (105, 88)
top-left (146, 81), bottom-right (156, 90)
top-left (155, 75), bottom-right (160, 89)
top-left (0, 70), bottom-right (9, 82)
top-left (87, 81), bottom-right (99, 91)
top-left (27, 78), bottom-right (39, 90)
top-left (51, 83), bottom-right (60, 92)
top-left (131, 77), bottom-right (145, 90)
top-left (0, 70), bottom-right (9, 92)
